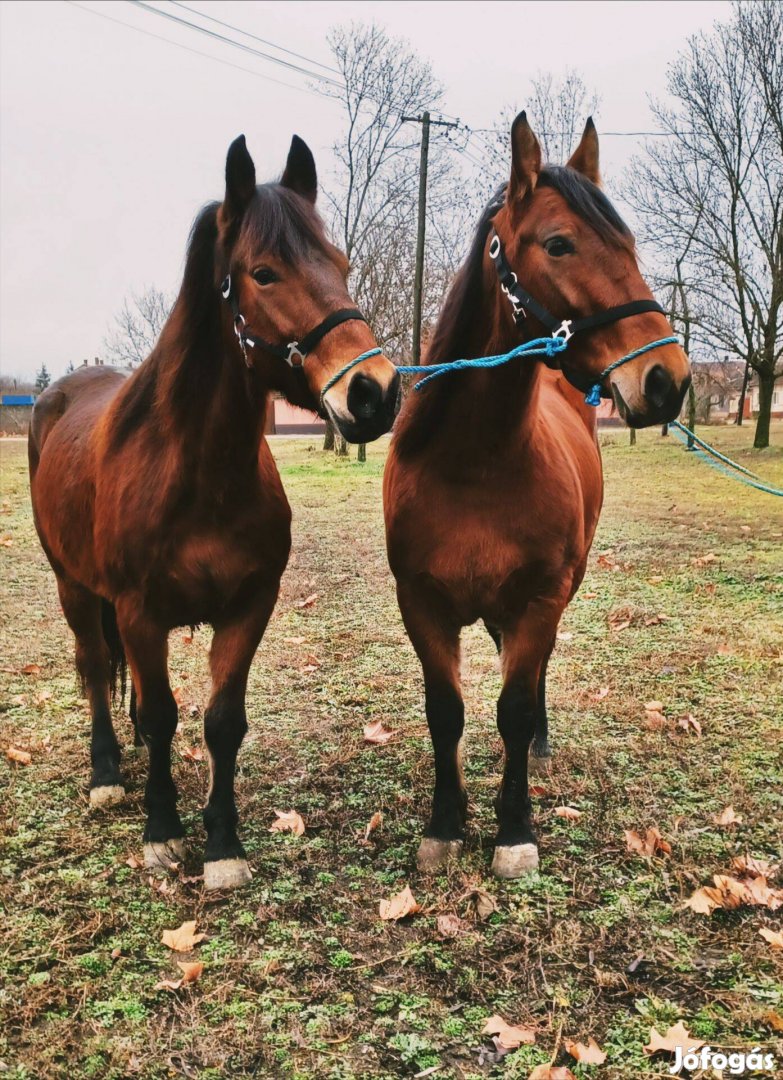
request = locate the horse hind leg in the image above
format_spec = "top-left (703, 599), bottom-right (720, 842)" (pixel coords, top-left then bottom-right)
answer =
top-left (57, 578), bottom-right (125, 806)
top-left (530, 646), bottom-right (554, 767)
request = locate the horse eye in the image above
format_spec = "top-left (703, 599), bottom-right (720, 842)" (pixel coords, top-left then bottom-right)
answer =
top-left (252, 267), bottom-right (278, 285)
top-left (544, 236), bottom-right (574, 257)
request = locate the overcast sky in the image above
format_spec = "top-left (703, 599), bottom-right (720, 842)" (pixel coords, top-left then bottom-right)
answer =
top-left (0, 0), bottom-right (730, 381)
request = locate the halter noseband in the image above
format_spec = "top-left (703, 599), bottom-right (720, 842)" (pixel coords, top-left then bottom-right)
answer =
top-left (220, 273), bottom-right (368, 371)
top-left (488, 230), bottom-right (673, 402)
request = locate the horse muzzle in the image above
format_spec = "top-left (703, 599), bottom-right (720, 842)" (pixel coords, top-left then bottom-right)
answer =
top-left (327, 368), bottom-right (401, 443)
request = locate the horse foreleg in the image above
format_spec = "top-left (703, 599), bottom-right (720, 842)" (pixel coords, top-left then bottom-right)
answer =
top-left (397, 582), bottom-right (466, 873)
top-left (202, 588), bottom-right (278, 891)
top-left (492, 603), bottom-right (561, 878)
top-left (57, 577), bottom-right (124, 807)
top-left (116, 604), bottom-right (184, 872)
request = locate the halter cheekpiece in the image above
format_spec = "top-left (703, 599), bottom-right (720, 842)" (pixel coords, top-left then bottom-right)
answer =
top-left (220, 273), bottom-right (368, 371)
top-left (486, 230), bottom-right (676, 403)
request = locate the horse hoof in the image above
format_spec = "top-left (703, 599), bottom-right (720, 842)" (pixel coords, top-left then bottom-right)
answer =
top-left (203, 858), bottom-right (252, 891)
top-left (416, 838), bottom-right (463, 873)
top-left (491, 843), bottom-right (539, 878)
top-left (89, 784), bottom-right (126, 808)
top-left (143, 839), bottom-right (186, 872)
top-left (529, 747), bottom-right (552, 775)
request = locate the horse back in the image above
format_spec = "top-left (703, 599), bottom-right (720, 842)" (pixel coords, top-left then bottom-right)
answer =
top-left (29, 367), bottom-right (128, 587)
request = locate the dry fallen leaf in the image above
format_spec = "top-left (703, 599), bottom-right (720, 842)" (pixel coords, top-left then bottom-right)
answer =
top-left (529, 785), bottom-right (548, 797)
top-left (759, 927), bottom-right (783, 949)
top-left (715, 805), bottom-right (743, 827)
top-left (624, 827), bottom-right (671, 858)
top-left (555, 806), bottom-right (582, 821)
top-left (161, 920), bottom-right (206, 952)
top-left (643, 710), bottom-right (667, 731)
top-left (294, 592), bottom-right (319, 609)
top-left (565, 1037), bottom-right (607, 1065)
top-left (528, 1067), bottom-right (577, 1080)
top-left (765, 1010), bottom-right (783, 1032)
top-left (125, 854), bottom-right (141, 869)
top-left (731, 854), bottom-right (777, 879)
top-left (379, 884), bottom-right (420, 921)
top-left (180, 745), bottom-right (204, 762)
top-left (556, 631), bottom-right (573, 642)
top-left (592, 686), bottom-right (610, 701)
top-left (676, 713), bottom-right (702, 736)
top-left (363, 811), bottom-right (383, 842)
top-left (172, 687), bottom-right (184, 706)
top-left (5, 747), bottom-right (32, 765)
top-left (436, 913), bottom-right (467, 938)
top-left (644, 1021), bottom-right (705, 1056)
top-left (685, 873), bottom-right (783, 915)
top-left (465, 887), bottom-right (498, 921)
top-left (481, 1013), bottom-right (536, 1049)
top-left (155, 960), bottom-right (203, 992)
top-left (644, 700), bottom-right (663, 712)
top-left (269, 809), bottom-right (305, 836)
top-left (20, 663), bottom-right (41, 676)
top-left (363, 720), bottom-right (394, 745)
top-left (283, 635), bottom-right (306, 645)
top-left (692, 552), bottom-right (717, 567)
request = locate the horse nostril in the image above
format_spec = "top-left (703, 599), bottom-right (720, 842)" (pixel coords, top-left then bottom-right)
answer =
top-left (347, 372), bottom-right (383, 420)
top-left (644, 364), bottom-right (675, 410)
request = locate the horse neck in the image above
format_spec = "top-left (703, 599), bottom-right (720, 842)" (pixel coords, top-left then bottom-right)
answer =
top-left (153, 308), bottom-right (269, 482)
top-left (439, 288), bottom-right (543, 453)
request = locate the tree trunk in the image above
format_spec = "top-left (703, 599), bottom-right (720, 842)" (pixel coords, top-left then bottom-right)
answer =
top-left (357, 443), bottom-right (367, 463)
top-left (323, 420), bottom-right (336, 451)
top-left (686, 381), bottom-right (697, 449)
top-left (754, 369), bottom-right (775, 449)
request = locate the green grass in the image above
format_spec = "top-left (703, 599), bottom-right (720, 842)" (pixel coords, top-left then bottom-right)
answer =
top-left (0, 423), bottom-right (782, 1079)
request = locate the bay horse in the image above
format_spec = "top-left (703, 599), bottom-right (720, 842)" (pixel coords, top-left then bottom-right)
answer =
top-left (384, 114), bottom-right (691, 878)
top-left (29, 134), bottom-right (400, 890)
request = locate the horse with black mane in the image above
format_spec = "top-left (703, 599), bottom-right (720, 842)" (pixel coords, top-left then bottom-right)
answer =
top-left (29, 134), bottom-right (400, 889)
top-left (384, 114), bottom-right (691, 878)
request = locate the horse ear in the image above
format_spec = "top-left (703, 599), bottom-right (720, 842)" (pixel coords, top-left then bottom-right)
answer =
top-left (567, 117), bottom-right (601, 185)
top-left (508, 111), bottom-right (542, 204)
top-left (224, 135), bottom-right (256, 221)
top-left (281, 135), bottom-right (317, 204)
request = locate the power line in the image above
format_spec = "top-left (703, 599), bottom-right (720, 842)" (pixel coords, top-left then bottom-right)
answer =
top-left (67, 1), bottom-right (331, 99)
top-left (168, 0), bottom-right (340, 75)
top-left (128, 0), bottom-right (344, 88)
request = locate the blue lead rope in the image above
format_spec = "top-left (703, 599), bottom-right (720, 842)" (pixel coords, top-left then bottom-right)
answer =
top-left (320, 335), bottom-right (680, 408)
top-left (398, 333), bottom-right (679, 404)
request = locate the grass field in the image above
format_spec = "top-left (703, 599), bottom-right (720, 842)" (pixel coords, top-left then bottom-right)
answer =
top-left (1, 423), bottom-right (782, 1080)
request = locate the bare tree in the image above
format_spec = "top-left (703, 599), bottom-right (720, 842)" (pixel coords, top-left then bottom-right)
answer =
top-left (625, 1), bottom-right (783, 448)
top-left (484, 70), bottom-right (600, 186)
top-left (321, 22), bottom-right (467, 458)
top-left (104, 286), bottom-right (172, 367)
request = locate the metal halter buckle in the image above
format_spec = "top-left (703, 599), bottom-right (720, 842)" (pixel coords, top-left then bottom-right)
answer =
top-left (552, 320), bottom-right (574, 342)
top-left (488, 235), bottom-right (501, 260)
top-left (285, 342), bottom-right (306, 368)
top-left (221, 274), bottom-right (232, 300)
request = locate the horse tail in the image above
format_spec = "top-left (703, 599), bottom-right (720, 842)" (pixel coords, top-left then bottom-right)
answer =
top-left (100, 599), bottom-right (127, 706)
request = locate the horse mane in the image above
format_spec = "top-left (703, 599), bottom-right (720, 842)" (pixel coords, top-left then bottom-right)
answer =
top-left (393, 167), bottom-right (635, 456)
top-left (110, 184), bottom-right (331, 449)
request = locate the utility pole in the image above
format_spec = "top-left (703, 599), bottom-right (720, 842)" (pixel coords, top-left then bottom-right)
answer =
top-left (402, 112), bottom-right (459, 363)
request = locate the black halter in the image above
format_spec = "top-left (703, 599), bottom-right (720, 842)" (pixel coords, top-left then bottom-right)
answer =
top-left (488, 229), bottom-right (666, 346)
top-left (220, 273), bottom-right (367, 369)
